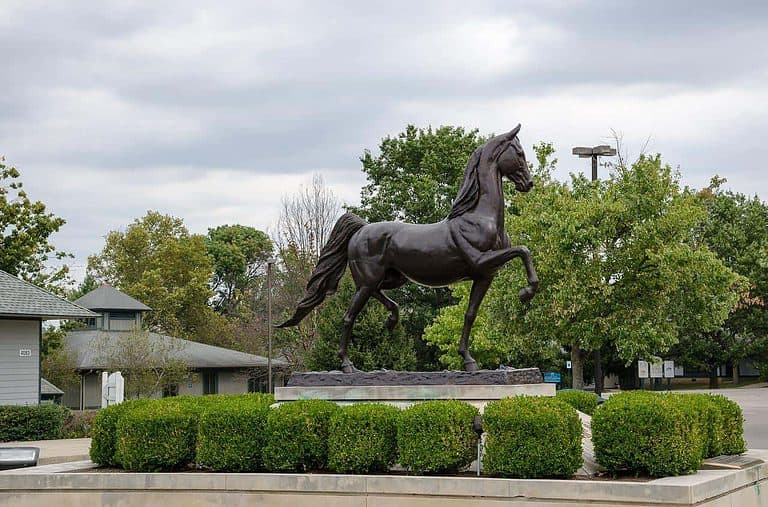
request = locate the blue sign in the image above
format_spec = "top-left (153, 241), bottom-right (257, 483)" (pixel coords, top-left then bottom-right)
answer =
top-left (543, 372), bottom-right (561, 383)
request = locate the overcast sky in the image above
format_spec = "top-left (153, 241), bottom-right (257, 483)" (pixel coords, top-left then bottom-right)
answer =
top-left (1, 1), bottom-right (767, 281)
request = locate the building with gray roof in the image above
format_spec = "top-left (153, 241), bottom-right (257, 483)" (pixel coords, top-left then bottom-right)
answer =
top-left (62, 285), bottom-right (286, 409)
top-left (0, 270), bottom-right (96, 406)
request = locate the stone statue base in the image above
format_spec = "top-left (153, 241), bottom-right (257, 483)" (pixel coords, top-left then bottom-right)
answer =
top-left (286, 367), bottom-right (543, 387)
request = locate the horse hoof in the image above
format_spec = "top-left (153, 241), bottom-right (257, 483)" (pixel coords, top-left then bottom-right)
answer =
top-left (519, 286), bottom-right (535, 303)
top-left (463, 359), bottom-right (479, 372)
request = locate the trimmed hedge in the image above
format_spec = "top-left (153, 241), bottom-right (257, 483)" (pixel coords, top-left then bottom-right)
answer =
top-left (592, 392), bottom-right (704, 477)
top-left (0, 404), bottom-right (69, 442)
top-left (115, 404), bottom-right (197, 471)
top-left (483, 396), bottom-right (582, 478)
top-left (262, 399), bottom-right (339, 472)
top-left (196, 396), bottom-right (273, 471)
top-left (709, 394), bottom-right (746, 455)
top-left (555, 390), bottom-right (599, 416)
top-left (328, 403), bottom-right (400, 474)
top-left (397, 400), bottom-right (478, 474)
top-left (674, 394), bottom-right (724, 458)
top-left (90, 399), bottom-right (152, 466)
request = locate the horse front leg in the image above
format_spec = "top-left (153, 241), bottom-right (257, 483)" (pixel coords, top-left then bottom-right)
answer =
top-left (459, 277), bottom-right (493, 372)
top-left (512, 246), bottom-right (539, 303)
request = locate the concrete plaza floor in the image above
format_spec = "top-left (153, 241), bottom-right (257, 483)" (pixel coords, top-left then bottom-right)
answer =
top-left (0, 438), bottom-right (90, 465)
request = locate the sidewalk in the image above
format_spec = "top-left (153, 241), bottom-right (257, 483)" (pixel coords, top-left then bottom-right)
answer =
top-left (0, 438), bottom-right (90, 465)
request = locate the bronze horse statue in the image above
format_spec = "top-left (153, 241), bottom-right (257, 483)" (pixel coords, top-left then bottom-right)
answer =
top-left (278, 125), bottom-right (538, 372)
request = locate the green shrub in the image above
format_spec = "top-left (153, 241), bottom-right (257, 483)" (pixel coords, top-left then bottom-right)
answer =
top-left (483, 396), bottom-right (582, 478)
top-left (115, 404), bottom-right (197, 471)
top-left (262, 400), bottom-right (339, 472)
top-left (674, 394), bottom-right (724, 458)
top-left (196, 397), bottom-right (273, 471)
top-left (397, 400), bottom-right (478, 474)
top-left (89, 399), bottom-right (152, 466)
top-left (555, 390), bottom-right (600, 415)
top-left (0, 404), bottom-right (69, 442)
top-left (708, 394), bottom-right (746, 455)
top-left (328, 403), bottom-right (400, 474)
top-left (592, 392), bottom-right (704, 477)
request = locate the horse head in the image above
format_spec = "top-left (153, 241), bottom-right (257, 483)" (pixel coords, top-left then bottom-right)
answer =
top-left (494, 124), bottom-right (533, 192)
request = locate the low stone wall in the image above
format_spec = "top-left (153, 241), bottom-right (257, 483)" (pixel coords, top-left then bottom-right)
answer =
top-left (0, 454), bottom-right (765, 507)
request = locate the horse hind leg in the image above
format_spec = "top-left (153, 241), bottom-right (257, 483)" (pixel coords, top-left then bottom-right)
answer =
top-left (373, 290), bottom-right (399, 331)
top-left (458, 277), bottom-right (493, 372)
top-left (338, 285), bottom-right (374, 373)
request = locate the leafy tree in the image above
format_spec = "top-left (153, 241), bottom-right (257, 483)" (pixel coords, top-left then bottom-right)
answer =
top-left (426, 150), bottom-right (743, 387)
top-left (68, 274), bottom-right (99, 302)
top-left (350, 125), bottom-right (490, 370)
top-left (0, 157), bottom-right (71, 290)
top-left (207, 224), bottom-right (273, 315)
top-left (41, 343), bottom-right (80, 392)
top-left (93, 329), bottom-right (193, 399)
top-left (87, 211), bottom-right (226, 343)
top-left (672, 181), bottom-right (768, 386)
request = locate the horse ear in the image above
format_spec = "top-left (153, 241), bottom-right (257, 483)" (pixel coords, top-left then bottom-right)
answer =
top-left (507, 124), bottom-right (521, 139)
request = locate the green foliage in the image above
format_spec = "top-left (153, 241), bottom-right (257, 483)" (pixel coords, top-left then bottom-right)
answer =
top-left (592, 392), bottom-right (704, 477)
top-left (115, 404), bottom-right (197, 471)
top-left (327, 403), bottom-right (401, 474)
top-left (306, 275), bottom-right (417, 371)
top-left (0, 404), bottom-right (69, 442)
top-left (90, 399), bottom-right (152, 466)
top-left (0, 158), bottom-right (71, 290)
top-left (708, 394), bottom-right (747, 454)
top-left (427, 151), bottom-right (742, 374)
top-left (206, 224), bottom-right (273, 315)
top-left (483, 396), bottom-right (582, 478)
top-left (196, 397), bottom-right (273, 471)
top-left (87, 211), bottom-right (227, 343)
top-left (674, 394), bottom-right (724, 458)
top-left (555, 390), bottom-right (600, 415)
top-left (262, 400), bottom-right (339, 472)
top-left (397, 400), bottom-right (478, 474)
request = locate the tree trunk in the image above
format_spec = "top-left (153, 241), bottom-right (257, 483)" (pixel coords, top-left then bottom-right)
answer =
top-left (732, 361), bottom-right (740, 385)
top-left (571, 344), bottom-right (584, 390)
top-left (709, 367), bottom-right (720, 389)
top-left (594, 348), bottom-right (603, 395)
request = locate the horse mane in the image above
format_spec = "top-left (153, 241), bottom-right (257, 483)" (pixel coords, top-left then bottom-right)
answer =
top-left (447, 136), bottom-right (509, 220)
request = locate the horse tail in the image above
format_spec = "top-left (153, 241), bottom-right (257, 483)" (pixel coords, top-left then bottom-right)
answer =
top-left (276, 212), bottom-right (368, 328)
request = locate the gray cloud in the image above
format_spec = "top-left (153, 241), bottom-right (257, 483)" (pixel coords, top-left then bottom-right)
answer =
top-left (1, 0), bottom-right (766, 278)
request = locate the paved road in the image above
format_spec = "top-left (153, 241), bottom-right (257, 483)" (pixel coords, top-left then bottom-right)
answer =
top-left (676, 388), bottom-right (768, 450)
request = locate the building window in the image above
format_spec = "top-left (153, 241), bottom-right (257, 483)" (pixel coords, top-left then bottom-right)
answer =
top-left (162, 384), bottom-right (179, 397)
top-left (248, 377), bottom-right (268, 393)
top-left (202, 372), bottom-right (218, 395)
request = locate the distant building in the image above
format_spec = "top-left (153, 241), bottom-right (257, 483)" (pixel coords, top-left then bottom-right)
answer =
top-left (0, 270), bottom-right (96, 406)
top-left (62, 284), bottom-right (286, 409)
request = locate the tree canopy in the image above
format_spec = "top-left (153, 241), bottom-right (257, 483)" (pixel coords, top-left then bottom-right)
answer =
top-left (0, 158), bottom-right (71, 290)
top-left (426, 148), bottom-right (743, 377)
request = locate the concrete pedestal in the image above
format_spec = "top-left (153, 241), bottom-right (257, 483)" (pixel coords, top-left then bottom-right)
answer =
top-left (274, 382), bottom-right (555, 412)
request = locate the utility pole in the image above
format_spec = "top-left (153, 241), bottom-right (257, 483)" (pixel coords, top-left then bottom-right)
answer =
top-left (266, 258), bottom-right (276, 393)
top-left (571, 144), bottom-right (617, 396)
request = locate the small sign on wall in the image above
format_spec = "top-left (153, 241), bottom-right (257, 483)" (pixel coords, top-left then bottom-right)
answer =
top-left (19, 349), bottom-right (32, 357)
top-left (638, 360), bottom-right (649, 378)
top-left (649, 361), bottom-right (663, 378)
top-left (663, 360), bottom-right (675, 378)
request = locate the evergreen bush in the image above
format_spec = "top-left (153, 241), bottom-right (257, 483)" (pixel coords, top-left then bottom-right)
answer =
top-left (483, 396), bottom-right (582, 478)
top-left (262, 399), bottom-right (339, 472)
top-left (327, 403), bottom-right (400, 473)
top-left (555, 390), bottom-right (600, 415)
top-left (397, 400), bottom-right (478, 474)
top-left (708, 394), bottom-right (746, 455)
top-left (0, 404), bottom-right (68, 442)
top-left (592, 391), bottom-right (704, 477)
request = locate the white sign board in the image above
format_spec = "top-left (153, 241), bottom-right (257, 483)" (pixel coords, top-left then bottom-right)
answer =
top-left (566, 360), bottom-right (572, 369)
top-left (674, 366), bottom-right (684, 377)
top-left (663, 360), bottom-right (675, 378)
top-left (649, 361), bottom-right (663, 378)
top-left (101, 371), bottom-right (125, 408)
top-left (638, 360), bottom-right (649, 379)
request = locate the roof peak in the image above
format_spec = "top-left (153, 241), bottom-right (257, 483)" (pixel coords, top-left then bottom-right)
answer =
top-left (74, 284), bottom-right (152, 311)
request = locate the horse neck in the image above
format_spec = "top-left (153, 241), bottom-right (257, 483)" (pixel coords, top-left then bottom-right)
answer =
top-left (474, 162), bottom-right (505, 228)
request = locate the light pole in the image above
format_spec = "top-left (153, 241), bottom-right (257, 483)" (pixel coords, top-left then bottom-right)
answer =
top-left (266, 258), bottom-right (276, 393)
top-left (571, 144), bottom-right (617, 396)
